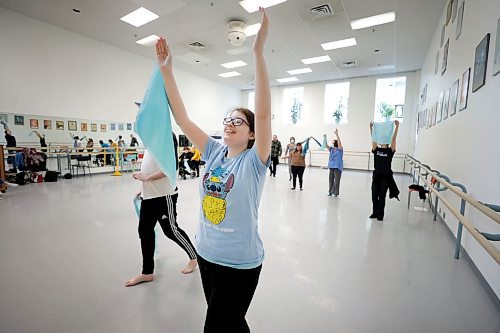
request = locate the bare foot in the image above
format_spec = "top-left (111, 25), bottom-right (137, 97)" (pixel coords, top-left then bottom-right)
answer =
top-left (181, 259), bottom-right (198, 274)
top-left (125, 274), bottom-right (154, 287)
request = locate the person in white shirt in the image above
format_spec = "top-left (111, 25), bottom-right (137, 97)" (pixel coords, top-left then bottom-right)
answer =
top-left (125, 135), bottom-right (197, 287)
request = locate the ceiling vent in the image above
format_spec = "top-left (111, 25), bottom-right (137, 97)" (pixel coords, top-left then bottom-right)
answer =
top-left (309, 4), bottom-right (334, 19)
top-left (341, 61), bottom-right (357, 68)
top-left (187, 41), bottom-right (206, 50)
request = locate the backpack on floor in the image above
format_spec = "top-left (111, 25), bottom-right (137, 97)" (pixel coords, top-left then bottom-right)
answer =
top-left (44, 171), bottom-right (60, 182)
top-left (15, 172), bottom-right (30, 185)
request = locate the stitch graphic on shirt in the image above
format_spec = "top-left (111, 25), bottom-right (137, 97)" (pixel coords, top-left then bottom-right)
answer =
top-left (202, 167), bottom-right (235, 225)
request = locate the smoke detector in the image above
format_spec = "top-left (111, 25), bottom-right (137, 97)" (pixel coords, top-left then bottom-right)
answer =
top-left (228, 21), bottom-right (247, 47)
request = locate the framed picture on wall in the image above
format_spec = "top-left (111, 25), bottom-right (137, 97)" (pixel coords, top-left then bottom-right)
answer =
top-left (30, 119), bottom-right (39, 129)
top-left (91, 123), bottom-right (97, 132)
top-left (459, 68), bottom-right (470, 111)
top-left (451, 0), bottom-right (458, 22)
top-left (472, 33), bottom-right (490, 92)
top-left (118, 123), bottom-right (124, 131)
top-left (432, 103), bottom-right (437, 126)
top-left (56, 120), bottom-right (64, 130)
top-left (446, 0), bottom-right (452, 25)
top-left (68, 120), bottom-right (77, 131)
top-left (442, 39), bottom-right (449, 75)
top-left (435, 51), bottom-right (439, 75)
top-left (110, 123), bottom-right (116, 131)
top-left (44, 119), bottom-right (52, 129)
top-left (127, 123), bottom-right (132, 130)
top-left (449, 80), bottom-right (459, 117)
top-left (442, 88), bottom-right (450, 121)
top-left (493, 18), bottom-right (500, 76)
top-left (437, 92), bottom-right (444, 123)
top-left (0, 113), bottom-right (7, 125)
top-left (456, 1), bottom-right (464, 40)
top-left (14, 115), bottom-right (24, 126)
top-left (440, 25), bottom-right (445, 47)
top-left (100, 124), bottom-right (106, 132)
top-left (81, 122), bottom-right (88, 131)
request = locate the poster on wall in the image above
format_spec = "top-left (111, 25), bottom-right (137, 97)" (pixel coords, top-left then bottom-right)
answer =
top-left (127, 123), bottom-right (132, 130)
top-left (437, 92), bottom-right (444, 123)
top-left (456, 1), bottom-right (464, 40)
top-left (100, 124), bottom-right (106, 132)
top-left (446, 0), bottom-right (452, 25)
top-left (440, 25), bottom-right (445, 47)
top-left (91, 123), bottom-right (97, 132)
top-left (435, 51), bottom-right (440, 75)
top-left (81, 122), bottom-right (88, 131)
top-left (14, 115), bottom-right (24, 126)
top-left (493, 18), bottom-right (500, 76)
top-left (451, 0), bottom-right (458, 22)
top-left (442, 39), bottom-right (449, 75)
top-left (449, 80), bottom-right (459, 117)
top-left (68, 120), bottom-right (77, 131)
top-left (110, 123), bottom-right (116, 131)
top-left (442, 88), bottom-right (450, 121)
top-left (459, 68), bottom-right (470, 111)
top-left (118, 123), bottom-right (124, 131)
top-left (472, 33), bottom-right (490, 92)
top-left (29, 119), bottom-right (39, 129)
top-left (0, 113), bottom-right (8, 125)
top-left (44, 119), bottom-right (52, 129)
top-left (56, 120), bottom-right (64, 130)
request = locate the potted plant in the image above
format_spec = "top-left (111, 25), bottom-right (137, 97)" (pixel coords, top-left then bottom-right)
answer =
top-left (290, 98), bottom-right (302, 124)
top-left (377, 101), bottom-right (394, 120)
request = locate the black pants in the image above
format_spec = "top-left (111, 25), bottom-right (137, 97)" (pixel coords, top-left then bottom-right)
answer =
top-left (139, 194), bottom-right (197, 274)
top-left (291, 165), bottom-right (305, 189)
top-left (269, 156), bottom-right (279, 176)
top-left (198, 256), bottom-right (262, 333)
top-left (191, 160), bottom-right (200, 177)
top-left (371, 174), bottom-right (390, 218)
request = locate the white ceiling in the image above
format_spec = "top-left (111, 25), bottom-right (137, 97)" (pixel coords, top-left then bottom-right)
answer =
top-left (0, 0), bottom-right (446, 90)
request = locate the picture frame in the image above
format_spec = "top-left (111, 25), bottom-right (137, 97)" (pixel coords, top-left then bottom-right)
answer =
top-left (30, 119), bottom-right (39, 129)
top-left (91, 123), bottom-right (97, 132)
top-left (0, 113), bottom-right (8, 124)
top-left (435, 51), bottom-right (440, 75)
top-left (118, 123), bottom-right (124, 131)
top-left (127, 123), bottom-right (132, 130)
top-left (459, 68), bottom-right (470, 111)
top-left (449, 79), bottom-right (459, 117)
top-left (56, 120), bottom-right (64, 130)
top-left (442, 88), bottom-right (450, 121)
top-left (100, 124), bottom-right (106, 132)
top-left (110, 123), bottom-right (115, 131)
top-left (442, 39), bottom-right (449, 75)
top-left (493, 18), bottom-right (500, 76)
top-left (43, 119), bottom-right (52, 129)
top-left (456, 1), bottom-right (464, 40)
top-left (472, 33), bottom-right (490, 92)
top-left (440, 25), bottom-right (445, 47)
top-left (432, 103), bottom-right (438, 126)
top-left (68, 120), bottom-right (77, 131)
top-left (81, 122), bottom-right (88, 131)
top-left (437, 92), bottom-right (444, 123)
top-left (14, 115), bottom-right (24, 126)
top-left (451, 0), bottom-right (458, 23)
top-left (446, 0), bottom-right (452, 25)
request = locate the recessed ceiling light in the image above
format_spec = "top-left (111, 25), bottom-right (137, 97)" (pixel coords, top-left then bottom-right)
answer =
top-left (350, 12), bottom-right (395, 30)
top-left (120, 7), bottom-right (159, 27)
top-left (287, 68), bottom-right (312, 75)
top-left (239, 0), bottom-right (287, 13)
top-left (301, 55), bottom-right (331, 64)
top-left (221, 60), bottom-right (247, 69)
top-left (218, 71), bottom-right (242, 78)
top-left (276, 77), bottom-right (298, 83)
top-left (321, 38), bottom-right (357, 51)
top-left (136, 35), bottom-right (160, 46)
top-left (368, 65), bottom-right (395, 71)
top-left (245, 23), bottom-right (261, 37)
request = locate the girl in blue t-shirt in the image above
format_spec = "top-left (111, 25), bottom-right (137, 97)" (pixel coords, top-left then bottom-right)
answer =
top-left (326, 129), bottom-right (343, 197)
top-left (155, 7), bottom-right (271, 332)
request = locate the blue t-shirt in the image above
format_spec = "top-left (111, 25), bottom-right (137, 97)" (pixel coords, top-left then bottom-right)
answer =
top-left (196, 138), bottom-right (270, 269)
top-left (328, 147), bottom-right (343, 171)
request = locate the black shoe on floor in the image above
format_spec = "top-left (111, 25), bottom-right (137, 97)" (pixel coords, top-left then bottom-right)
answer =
top-left (377, 216), bottom-right (384, 221)
top-left (291, 187), bottom-right (296, 190)
top-left (369, 214), bottom-right (377, 219)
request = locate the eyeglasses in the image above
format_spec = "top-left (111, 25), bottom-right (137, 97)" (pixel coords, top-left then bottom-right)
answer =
top-left (223, 117), bottom-right (249, 127)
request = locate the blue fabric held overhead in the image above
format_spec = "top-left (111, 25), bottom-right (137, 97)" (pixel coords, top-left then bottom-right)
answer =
top-left (134, 66), bottom-right (177, 194)
top-left (372, 121), bottom-right (395, 145)
top-left (321, 134), bottom-right (327, 150)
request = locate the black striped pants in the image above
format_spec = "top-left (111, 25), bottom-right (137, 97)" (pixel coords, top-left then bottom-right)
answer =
top-left (138, 194), bottom-right (197, 274)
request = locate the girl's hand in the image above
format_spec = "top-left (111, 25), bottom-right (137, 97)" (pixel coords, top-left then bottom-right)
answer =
top-left (133, 172), bottom-right (149, 182)
top-left (253, 7), bottom-right (269, 54)
top-left (156, 37), bottom-right (173, 72)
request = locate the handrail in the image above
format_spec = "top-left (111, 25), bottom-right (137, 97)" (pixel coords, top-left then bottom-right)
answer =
top-left (405, 154), bottom-right (500, 265)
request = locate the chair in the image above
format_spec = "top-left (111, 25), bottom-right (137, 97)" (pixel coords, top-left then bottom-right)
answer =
top-left (71, 154), bottom-right (92, 177)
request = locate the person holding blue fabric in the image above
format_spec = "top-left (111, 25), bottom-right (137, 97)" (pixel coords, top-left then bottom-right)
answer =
top-left (283, 142), bottom-right (306, 190)
top-left (369, 120), bottom-right (399, 221)
top-left (155, 7), bottom-right (271, 332)
top-left (326, 129), bottom-right (343, 197)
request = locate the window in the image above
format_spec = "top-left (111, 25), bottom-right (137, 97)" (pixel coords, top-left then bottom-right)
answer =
top-left (247, 91), bottom-right (255, 112)
top-left (374, 77), bottom-right (406, 122)
top-left (282, 87), bottom-right (304, 125)
top-left (324, 82), bottom-right (350, 124)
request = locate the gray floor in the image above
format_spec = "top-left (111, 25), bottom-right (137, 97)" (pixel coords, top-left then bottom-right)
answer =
top-left (0, 167), bottom-right (499, 333)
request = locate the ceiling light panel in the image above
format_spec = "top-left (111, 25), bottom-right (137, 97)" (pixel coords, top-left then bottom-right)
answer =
top-left (136, 35), bottom-right (160, 46)
top-left (218, 71), bottom-right (242, 78)
top-left (287, 68), bottom-right (312, 75)
top-left (221, 60), bottom-right (248, 69)
top-left (245, 23), bottom-right (261, 37)
top-left (301, 55), bottom-right (331, 64)
top-left (350, 12), bottom-right (395, 30)
top-left (276, 77), bottom-right (298, 83)
top-left (121, 7), bottom-right (159, 27)
top-left (239, 0), bottom-right (287, 13)
top-left (321, 38), bottom-right (357, 51)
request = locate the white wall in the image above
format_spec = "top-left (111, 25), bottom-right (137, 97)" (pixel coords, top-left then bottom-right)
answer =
top-left (415, 0), bottom-right (500, 297)
top-left (0, 7), bottom-right (240, 146)
top-left (242, 71), bottom-right (419, 170)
